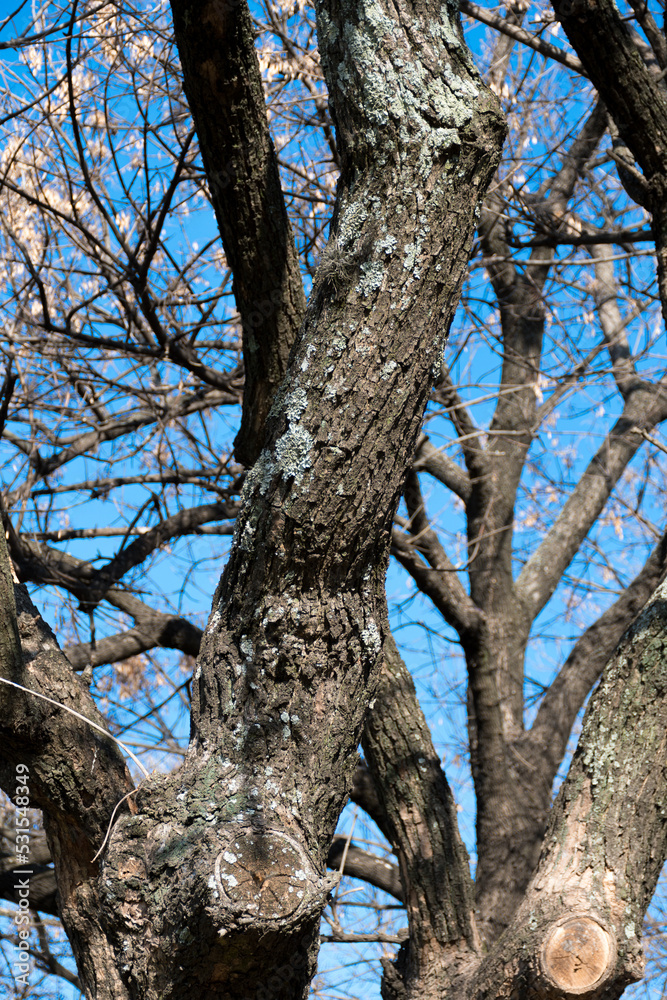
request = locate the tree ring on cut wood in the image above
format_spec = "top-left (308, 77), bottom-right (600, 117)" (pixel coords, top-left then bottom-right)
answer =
top-left (214, 828), bottom-right (315, 920)
top-left (540, 914), bottom-right (616, 995)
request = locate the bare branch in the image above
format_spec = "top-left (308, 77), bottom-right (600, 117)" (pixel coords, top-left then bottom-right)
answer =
top-left (9, 501), bottom-right (236, 608)
top-left (64, 617), bottom-right (202, 671)
top-left (524, 527), bottom-right (667, 781)
top-left (413, 434), bottom-right (471, 504)
top-left (170, 0), bottom-right (306, 466)
top-left (362, 634), bottom-right (480, 987)
top-left (460, 0), bottom-right (584, 75)
top-left (391, 527), bottom-right (481, 638)
top-left (431, 368), bottom-right (486, 478)
top-left (469, 103), bottom-right (606, 607)
top-left (348, 762), bottom-right (393, 844)
top-left (627, 0), bottom-right (667, 72)
top-left (4, 387), bottom-right (239, 480)
top-left (517, 386), bottom-right (667, 621)
top-left (327, 837), bottom-right (403, 902)
top-left (589, 243), bottom-right (646, 398)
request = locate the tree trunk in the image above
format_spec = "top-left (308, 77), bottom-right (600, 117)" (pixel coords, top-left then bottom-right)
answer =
top-left (0, 0), bottom-right (504, 996)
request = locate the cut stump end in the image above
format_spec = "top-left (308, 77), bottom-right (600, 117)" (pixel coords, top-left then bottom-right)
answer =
top-left (540, 914), bottom-right (616, 995)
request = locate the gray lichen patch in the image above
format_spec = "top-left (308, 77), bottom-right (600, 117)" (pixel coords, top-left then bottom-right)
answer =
top-left (418, 127), bottom-right (460, 178)
top-left (403, 239), bottom-right (422, 273)
top-left (274, 425), bottom-right (315, 484)
top-left (312, 0), bottom-right (488, 240)
top-left (329, 331), bottom-right (348, 357)
top-left (360, 618), bottom-right (381, 654)
top-left (337, 199), bottom-right (370, 250)
top-left (353, 232), bottom-right (398, 297)
top-left (334, 1), bottom-right (477, 131)
top-left (237, 384), bottom-right (315, 497)
top-left (356, 258), bottom-right (386, 296)
top-left (375, 234), bottom-right (397, 256)
top-left (427, 5), bottom-right (465, 48)
top-left (300, 343), bottom-right (316, 372)
top-left (285, 387), bottom-right (309, 423)
top-left (237, 518), bottom-right (256, 552)
top-left (243, 447), bottom-right (276, 497)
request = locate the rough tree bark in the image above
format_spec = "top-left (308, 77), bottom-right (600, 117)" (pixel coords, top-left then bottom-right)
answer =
top-left (466, 575), bottom-right (667, 1000)
top-left (3, 1), bottom-right (667, 999)
top-left (0, 0), bottom-right (504, 997)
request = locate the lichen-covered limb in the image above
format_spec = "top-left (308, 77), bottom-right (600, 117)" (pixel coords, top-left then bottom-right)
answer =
top-left (466, 577), bottom-right (667, 1000)
top-left (9, 533), bottom-right (205, 667)
top-left (188, 0), bottom-right (505, 843)
top-left (169, 0), bottom-right (306, 467)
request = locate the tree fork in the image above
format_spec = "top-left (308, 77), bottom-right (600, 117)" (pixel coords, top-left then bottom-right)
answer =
top-left (0, 0), bottom-right (504, 993)
top-left (90, 0), bottom-right (506, 993)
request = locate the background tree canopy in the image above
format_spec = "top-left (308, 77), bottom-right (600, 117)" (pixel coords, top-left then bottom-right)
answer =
top-left (0, 0), bottom-right (667, 998)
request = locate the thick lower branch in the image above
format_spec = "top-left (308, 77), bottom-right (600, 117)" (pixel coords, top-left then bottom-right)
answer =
top-left (0, 534), bottom-right (135, 999)
top-left (64, 615), bottom-right (203, 670)
top-left (464, 575), bottom-right (667, 1000)
top-left (362, 635), bottom-right (479, 998)
top-left (412, 435), bottom-right (471, 503)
